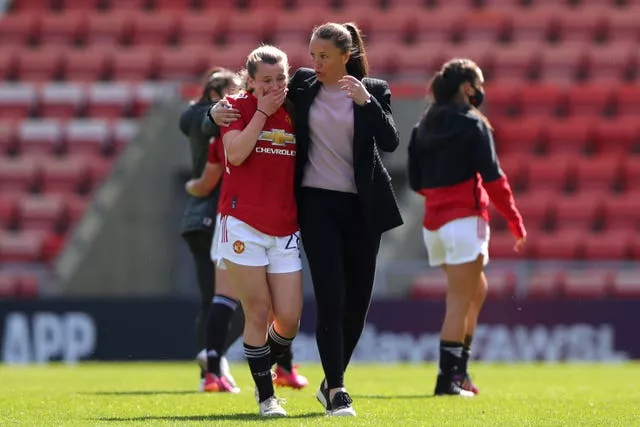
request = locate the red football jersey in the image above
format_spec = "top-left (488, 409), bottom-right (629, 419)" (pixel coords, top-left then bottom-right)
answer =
top-left (218, 92), bottom-right (297, 236)
top-left (207, 137), bottom-right (224, 165)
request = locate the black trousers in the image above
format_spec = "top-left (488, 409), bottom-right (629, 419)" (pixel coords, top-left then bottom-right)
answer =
top-left (298, 188), bottom-right (381, 389)
top-left (183, 231), bottom-right (215, 352)
top-left (183, 230), bottom-right (245, 355)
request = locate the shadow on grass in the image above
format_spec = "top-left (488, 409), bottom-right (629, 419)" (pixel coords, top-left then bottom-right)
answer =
top-left (85, 390), bottom-right (200, 396)
top-left (93, 412), bottom-right (324, 422)
top-left (352, 394), bottom-right (434, 400)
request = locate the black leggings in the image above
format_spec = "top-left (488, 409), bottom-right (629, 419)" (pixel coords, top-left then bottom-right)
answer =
top-left (298, 188), bottom-right (381, 389)
top-left (183, 231), bottom-right (215, 352)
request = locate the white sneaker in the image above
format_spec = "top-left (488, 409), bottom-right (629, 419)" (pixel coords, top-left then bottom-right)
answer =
top-left (258, 396), bottom-right (287, 417)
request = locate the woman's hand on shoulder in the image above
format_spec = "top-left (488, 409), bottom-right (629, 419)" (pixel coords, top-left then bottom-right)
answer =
top-left (210, 99), bottom-right (241, 127)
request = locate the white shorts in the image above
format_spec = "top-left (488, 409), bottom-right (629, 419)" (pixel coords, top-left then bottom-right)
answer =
top-left (210, 213), bottom-right (226, 270)
top-left (423, 216), bottom-right (490, 267)
top-left (216, 215), bottom-right (302, 274)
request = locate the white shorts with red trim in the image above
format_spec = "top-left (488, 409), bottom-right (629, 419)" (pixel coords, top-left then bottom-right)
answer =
top-left (422, 216), bottom-right (490, 267)
top-left (216, 215), bottom-right (302, 274)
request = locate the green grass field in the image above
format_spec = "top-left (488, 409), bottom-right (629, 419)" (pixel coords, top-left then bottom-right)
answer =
top-left (1, 362), bottom-right (638, 426)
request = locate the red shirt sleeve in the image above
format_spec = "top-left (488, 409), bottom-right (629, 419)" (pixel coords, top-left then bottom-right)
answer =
top-left (207, 138), bottom-right (224, 164)
top-left (484, 176), bottom-right (527, 239)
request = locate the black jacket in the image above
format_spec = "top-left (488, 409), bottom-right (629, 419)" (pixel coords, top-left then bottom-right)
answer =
top-left (288, 68), bottom-right (403, 235)
top-left (178, 99), bottom-right (221, 235)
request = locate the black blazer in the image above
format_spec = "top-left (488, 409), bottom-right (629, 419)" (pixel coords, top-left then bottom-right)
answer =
top-left (288, 68), bottom-right (404, 235)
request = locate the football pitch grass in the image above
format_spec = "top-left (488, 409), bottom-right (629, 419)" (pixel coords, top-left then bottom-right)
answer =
top-left (1, 362), bottom-right (638, 426)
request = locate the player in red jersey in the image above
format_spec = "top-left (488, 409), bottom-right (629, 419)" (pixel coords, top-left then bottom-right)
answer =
top-left (217, 45), bottom-right (301, 417)
top-left (408, 59), bottom-right (526, 397)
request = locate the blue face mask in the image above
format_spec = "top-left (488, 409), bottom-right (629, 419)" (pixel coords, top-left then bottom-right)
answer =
top-left (469, 87), bottom-right (484, 108)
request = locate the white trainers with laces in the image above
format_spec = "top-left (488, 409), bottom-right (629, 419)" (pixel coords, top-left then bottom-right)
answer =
top-left (259, 396), bottom-right (287, 417)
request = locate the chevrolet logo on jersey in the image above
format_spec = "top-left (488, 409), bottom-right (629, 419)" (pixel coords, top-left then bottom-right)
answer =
top-left (259, 129), bottom-right (296, 146)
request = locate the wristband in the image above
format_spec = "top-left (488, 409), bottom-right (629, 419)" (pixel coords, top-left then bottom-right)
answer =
top-left (256, 108), bottom-right (269, 118)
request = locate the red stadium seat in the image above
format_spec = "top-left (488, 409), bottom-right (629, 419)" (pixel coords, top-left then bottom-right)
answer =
top-left (584, 43), bottom-right (636, 83)
top-left (485, 42), bottom-right (541, 83)
top-left (394, 41), bottom-right (443, 78)
top-left (176, 13), bottom-right (222, 46)
top-left (484, 82), bottom-right (518, 117)
top-left (509, 5), bottom-right (559, 43)
top-left (38, 83), bottom-right (86, 120)
top-left (493, 117), bottom-right (544, 155)
top-left (488, 231), bottom-right (522, 259)
top-left (0, 230), bottom-right (45, 262)
top-left (552, 192), bottom-right (604, 232)
top-left (40, 155), bottom-right (91, 195)
top-left (573, 156), bottom-right (621, 193)
top-left (602, 191), bottom-right (640, 232)
top-left (0, 48), bottom-right (18, 81)
top-left (583, 231), bottom-right (631, 260)
top-left (85, 11), bottom-right (132, 46)
top-left (592, 118), bottom-right (640, 155)
top-left (219, 9), bottom-right (279, 44)
top-left (537, 42), bottom-right (589, 83)
top-left (70, 153), bottom-right (112, 189)
top-left (86, 83), bottom-right (133, 119)
top-left (107, 0), bottom-right (149, 10)
top-left (605, 7), bottom-right (640, 43)
top-left (153, 0), bottom-right (194, 11)
top-left (410, 270), bottom-right (448, 299)
top-left (0, 83), bottom-right (36, 120)
top-left (129, 12), bottom-right (178, 46)
top-left (18, 194), bottom-right (68, 233)
top-left (15, 47), bottom-right (65, 82)
top-left (611, 269), bottom-right (640, 298)
top-left (525, 155), bottom-right (572, 193)
top-left (565, 83), bottom-right (614, 117)
top-left (38, 11), bottom-right (87, 46)
top-left (0, 120), bottom-right (18, 155)
top-left (270, 7), bottom-right (328, 45)
top-left (65, 119), bottom-right (111, 156)
top-left (157, 46), bottom-right (209, 81)
top-left (612, 84), bottom-right (640, 118)
top-left (525, 268), bottom-right (563, 300)
top-left (414, 7), bottom-right (462, 44)
top-left (555, 6), bottom-right (608, 43)
top-left (0, 274), bottom-right (19, 298)
top-left (63, 48), bottom-right (112, 82)
top-left (111, 47), bottom-right (159, 81)
top-left (0, 12), bottom-right (39, 45)
top-left (512, 190), bottom-right (553, 231)
top-left (459, 10), bottom-right (509, 43)
top-left (11, 0), bottom-right (53, 11)
top-left (18, 120), bottom-right (64, 155)
top-left (622, 157), bottom-right (640, 192)
top-left (516, 83), bottom-right (566, 117)
top-left (366, 6), bottom-right (417, 45)
top-left (62, 193), bottom-right (89, 225)
top-left (17, 274), bottom-right (39, 297)
top-left (0, 156), bottom-right (40, 193)
top-left (542, 117), bottom-right (593, 156)
top-left (61, 0), bottom-right (102, 11)
top-left (0, 193), bottom-right (19, 230)
top-left (561, 268), bottom-right (612, 299)
top-left (531, 229), bottom-right (584, 259)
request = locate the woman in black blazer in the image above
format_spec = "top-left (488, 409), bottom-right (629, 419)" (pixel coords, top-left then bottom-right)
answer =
top-left (287, 22), bottom-right (403, 417)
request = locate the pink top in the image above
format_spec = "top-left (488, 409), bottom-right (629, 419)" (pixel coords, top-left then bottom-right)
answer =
top-left (302, 84), bottom-right (357, 193)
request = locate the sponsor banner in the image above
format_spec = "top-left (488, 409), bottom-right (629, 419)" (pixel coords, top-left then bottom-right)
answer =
top-left (0, 299), bottom-right (635, 364)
